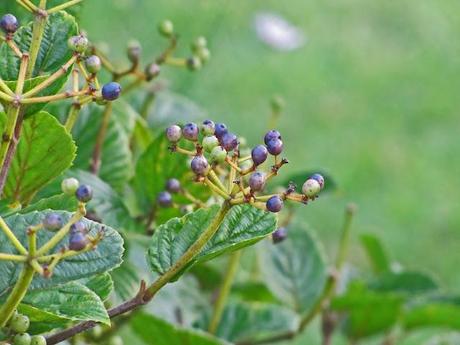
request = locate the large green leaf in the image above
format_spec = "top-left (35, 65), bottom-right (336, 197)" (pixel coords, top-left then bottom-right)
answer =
top-left (81, 273), bottom-right (114, 301)
top-left (368, 271), bottom-right (438, 295)
top-left (22, 281), bottom-right (110, 325)
top-left (1, 111), bottom-right (76, 205)
top-left (0, 210), bottom-right (124, 296)
top-left (17, 304), bottom-right (67, 334)
top-left (258, 224), bottom-right (328, 316)
top-left (147, 204), bottom-right (277, 279)
top-left (131, 312), bottom-right (223, 345)
top-left (20, 193), bottom-right (78, 214)
top-left (360, 233), bottom-right (391, 274)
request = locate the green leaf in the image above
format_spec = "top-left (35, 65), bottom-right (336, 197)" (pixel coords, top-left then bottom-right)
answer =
top-left (258, 224), bottom-right (328, 316)
top-left (197, 301), bottom-right (299, 343)
top-left (17, 304), bottom-right (67, 334)
top-left (20, 193), bottom-right (78, 214)
top-left (0, 210), bottom-right (124, 296)
top-left (368, 271), bottom-right (438, 295)
top-left (131, 312), bottom-right (223, 345)
top-left (147, 204), bottom-right (277, 279)
top-left (1, 111), bottom-right (76, 205)
top-left (276, 170), bottom-right (336, 194)
top-left (81, 273), bottom-right (114, 301)
top-left (232, 282), bottom-right (278, 303)
top-left (110, 261), bottom-right (141, 303)
top-left (360, 233), bottom-right (391, 274)
top-left (22, 281), bottom-right (110, 325)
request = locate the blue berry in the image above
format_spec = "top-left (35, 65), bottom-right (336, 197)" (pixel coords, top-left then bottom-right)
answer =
top-left (201, 120), bottom-right (215, 135)
top-left (214, 123), bottom-right (228, 139)
top-left (266, 138), bottom-right (283, 156)
top-left (220, 132), bottom-right (238, 151)
top-left (43, 213), bottom-right (63, 231)
top-left (202, 135), bottom-right (219, 152)
top-left (157, 191), bottom-right (173, 207)
top-left (166, 125), bottom-right (182, 143)
top-left (251, 145), bottom-right (268, 166)
top-left (249, 171), bottom-right (266, 192)
top-left (30, 335), bottom-right (47, 345)
top-left (61, 177), bottom-right (79, 195)
top-left (165, 178), bottom-right (181, 193)
top-left (191, 155), bottom-right (210, 176)
top-left (310, 173), bottom-right (325, 189)
top-left (67, 35), bottom-right (88, 53)
top-left (13, 333), bottom-right (31, 345)
top-left (0, 14), bottom-right (19, 34)
top-left (302, 178), bottom-right (321, 197)
top-left (266, 195), bottom-right (283, 213)
top-left (10, 314), bottom-right (29, 333)
top-left (75, 184), bottom-right (93, 203)
top-left (70, 221), bottom-right (87, 235)
top-left (210, 146), bottom-right (227, 163)
top-left (102, 82), bottom-right (122, 101)
top-left (69, 231), bottom-right (88, 251)
top-left (183, 122), bottom-right (199, 141)
top-left (85, 55), bottom-right (101, 74)
top-left (272, 227), bottom-right (288, 243)
top-left (264, 130), bottom-right (281, 145)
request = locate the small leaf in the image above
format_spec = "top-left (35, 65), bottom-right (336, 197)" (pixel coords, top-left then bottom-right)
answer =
top-left (360, 233), bottom-right (391, 274)
top-left (258, 224), bottom-right (328, 316)
top-left (81, 273), bottom-right (114, 301)
top-left (368, 271), bottom-right (438, 295)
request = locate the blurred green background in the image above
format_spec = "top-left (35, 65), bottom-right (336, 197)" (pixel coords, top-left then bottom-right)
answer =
top-left (78, 0), bottom-right (460, 289)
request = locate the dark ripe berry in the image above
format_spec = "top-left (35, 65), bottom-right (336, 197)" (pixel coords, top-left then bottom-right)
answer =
top-left (75, 184), bottom-right (93, 203)
top-left (183, 122), bottom-right (199, 141)
top-left (202, 135), bottom-right (219, 152)
top-left (251, 145), bottom-right (268, 166)
top-left (10, 314), bottom-right (30, 333)
top-left (157, 191), bottom-right (173, 207)
top-left (249, 171), bottom-right (266, 192)
top-left (272, 227), bottom-right (288, 243)
top-left (201, 119), bottom-right (215, 135)
top-left (0, 14), bottom-right (19, 34)
top-left (266, 195), bottom-right (283, 213)
top-left (70, 220), bottom-right (88, 234)
top-left (266, 138), bottom-right (284, 156)
top-left (310, 173), bottom-right (325, 189)
top-left (302, 178), bottom-right (321, 197)
top-left (85, 55), bottom-right (101, 74)
top-left (145, 63), bottom-right (160, 80)
top-left (165, 178), bottom-right (181, 193)
top-left (187, 57), bottom-right (202, 71)
top-left (30, 336), bottom-right (47, 345)
top-left (210, 146), bottom-right (227, 163)
top-left (264, 130), bottom-right (281, 145)
top-left (101, 82), bottom-right (122, 101)
top-left (68, 35), bottom-right (88, 53)
top-left (61, 177), bottom-right (79, 195)
top-left (43, 213), bottom-right (63, 231)
top-left (191, 155), bottom-right (210, 176)
top-left (13, 333), bottom-right (31, 345)
top-left (166, 125), bottom-right (182, 143)
top-left (158, 19), bottom-right (174, 37)
top-left (220, 132), bottom-right (238, 151)
top-left (214, 123), bottom-right (228, 139)
top-left (69, 231), bottom-right (88, 251)
top-left (127, 40), bottom-right (141, 62)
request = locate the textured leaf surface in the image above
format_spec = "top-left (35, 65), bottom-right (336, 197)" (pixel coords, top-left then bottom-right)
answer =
top-left (20, 194), bottom-right (78, 214)
top-left (0, 210), bottom-right (123, 296)
top-left (81, 273), bottom-right (114, 301)
top-left (1, 111), bottom-right (76, 205)
top-left (258, 224), bottom-right (328, 316)
top-left (360, 233), bottom-right (390, 274)
top-left (147, 204), bottom-right (276, 278)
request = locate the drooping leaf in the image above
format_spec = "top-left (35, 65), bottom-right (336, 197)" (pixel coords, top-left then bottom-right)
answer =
top-left (1, 111), bottom-right (76, 205)
top-left (81, 273), bottom-right (114, 301)
top-left (258, 224), bottom-right (328, 316)
top-left (360, 233), bottom-right (390, 274)
top-left (368, 271), bottom-right (438, 295)
top-left (0, 210), bottom-right (124, 296)
top-left (22, 281), bottom-right (110, 325)
top-left (147, 204), bottom-right (277, 280)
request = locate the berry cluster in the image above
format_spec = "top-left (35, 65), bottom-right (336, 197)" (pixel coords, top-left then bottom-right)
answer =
top-left (165, 120), bottom-right (325, 214)
top-left (2, 311), bottom-right (46, 345)
top-left (155, 177), bottom-right (205, 216)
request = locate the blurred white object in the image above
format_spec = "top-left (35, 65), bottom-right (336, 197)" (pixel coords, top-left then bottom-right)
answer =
top-left (254, 12), bottom-right (306, 51)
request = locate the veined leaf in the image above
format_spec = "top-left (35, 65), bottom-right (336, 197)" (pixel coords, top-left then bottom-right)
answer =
top-left (81, 273), bottom-right (114, 301)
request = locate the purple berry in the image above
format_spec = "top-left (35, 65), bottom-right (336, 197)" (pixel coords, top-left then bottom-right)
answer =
top-left (272, 227), bottom-right (288, 243)
top-left (266, 138), bottom-right (284, 156)
top-left (166, 125), bottom-right (182, 143)
top-left (264, 130), bottom-right (281, 145)
top-left (75, 184), bottom-right (93, 203)
top-left (157, 191), bottom-right (173, 207)
top-left (201, 120), bottom-right (215, 135)
top-left (310, 173), bottom-right (325, 189)
top-left (85, 55), bottom-right (101, 74)
top-left (249, 171), bottom-right (266, 192)
top-left (70, 220), bottom-right (87, 235)
top-left (266, 195), bottom-right (283, 213)
top-left (251, 145), bottom-right (268, 166)
top-left (69, 231), bottom-right (88, 251)
top-left (183, 123), bottom-right (199, 141)
top-left (0, 14), bottom-right (19, 34)
top-left (68, 35), bottom-right (88, 53)
top-left (220, 132), bottom-right (238, 151)
top-left (43, 213), bottom-right (63, 231)
top-left (214, 123), bottom-right (228, 139)
top-left (165, 178), bottom-right (181, 193)
top-left (101, 82), bottom-right (122, 101)
top-left (191, 155), bottom-right (210, 176)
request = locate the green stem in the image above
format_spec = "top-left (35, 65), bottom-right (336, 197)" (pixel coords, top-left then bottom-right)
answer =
top-left (208, 250), bottom-right (241, 334)
top-left (47, 0), bottom-right (83, 14)
top-left (26, 11), bottom-right (47, 77)
top-left (0, 265), bottom-right (35, 327)
top-left (64, 104), bottom-right (81, 131)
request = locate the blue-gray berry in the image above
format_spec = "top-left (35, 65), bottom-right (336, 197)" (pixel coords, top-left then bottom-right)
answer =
top-left (166, 125), bottom-right (182, 143)
top-left (264, 130), bottom-right (281, 145)
top-left (0, 14), bottom-right (19, 34)
top-left (249, 171), bottom-right (266, 192)
top-left (157, 191), bottom-right (173, 207)
top-left (191, 155), bottom-right (210, 176)
top-left (69, 231), bottom-right (88, 251)
top-left (266, 195), bottom-right (283, 213)
top-left (165, 178), bottom-right (181, 193)
top-left (43, 213), bottom-right (63, 231)
top-left (101, 82), bottom-right (122, 101)
top-left (272, 227), bottom-right (288, 243)
top-left (251, 145), bottom-right (268, 166)
top-left (183, 123), bottom-right (199, 141)
top-left (266, 138), bottom-right (283, 156)
top-left (220, 132), bottom-right (238, 151)
top-left (75, 184), bottom-right (93, 203)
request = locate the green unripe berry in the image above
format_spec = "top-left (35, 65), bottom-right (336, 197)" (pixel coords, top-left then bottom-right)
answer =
top-left (10, 314), bottom-right (30, 333)
top-left (68, 35), bottom-right (88, 53)
top-left (197, 47), bottom-right (211, 64)
top-left (108, 336), bottom-right (123, 345)
top-left (302, 178), bottom-right (321, 197)
top-left (158, 20), bottom-right (174, 37)
top-left (127, 40), bottom-right (142, 62)
top-left (191, 36), bottom-right (207, 52)
top-left (13, 333), bottom-right (31, 345)
top-left (6, 309), bottom-right (19, 325)
top-left (186, 57), bottom-right (202, 71)
top-left (30, 335), bottom-right (46, 345)
top-left (61, 177), bottom-right (79, 195)
top-left (210, 146), bottom-right (227, 163)
top-left (202, 136), bottom-right (219, 152)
